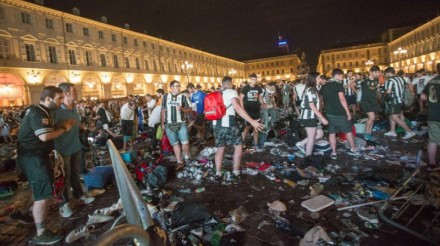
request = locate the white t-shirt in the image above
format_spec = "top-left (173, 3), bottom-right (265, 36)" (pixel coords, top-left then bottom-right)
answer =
top-left (146, 99), bottom-right (157, 110)
top-left (213, 89), bottom-right (238, 127)
top-left (412, 75), bottom-right (432, 94)
top-left (295, 83), bottom-right (306, 100)
top-left (148, 105), bottom-right (161, 128)
top-left (120, 103), bottom-right (134, 120)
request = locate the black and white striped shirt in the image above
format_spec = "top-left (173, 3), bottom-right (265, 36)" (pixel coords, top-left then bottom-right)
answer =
top-left (161, 93), bottom-right (190, 124)
top-left (300, 87), bottom-right (320, 120)
top-left (343, 78), bottom-right (354, 96)
top-left (385, 76), bottom-right (405, 104)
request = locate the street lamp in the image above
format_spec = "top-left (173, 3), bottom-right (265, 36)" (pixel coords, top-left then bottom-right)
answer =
top-left (181, 61), bottom-right (193, 84)
top-left (393, 47), bottom-right (407, 71)
top-left (365, 60), bottom-right (374, 71)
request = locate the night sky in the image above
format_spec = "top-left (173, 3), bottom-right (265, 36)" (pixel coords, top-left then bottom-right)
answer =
top-left (36, 0), bottom-right (440, 70)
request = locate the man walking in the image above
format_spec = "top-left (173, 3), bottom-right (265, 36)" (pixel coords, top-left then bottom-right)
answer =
top-left (359, 66), bottom-right (381, 140)
top-left (214, 76), bottom-right (264, 181)
top-left (320, 69), bottom-right (360, 160)
top-left (54, 83), bottom-right (94, 218)
top-left (383, 67), bottom-right (416, 139)
top-left (421, 63), bottom-right (440, 171)
top-left (120, 99), bottom-right (137, 151)
top-left (17, 86), bottom-right (74, 244)
top-left (240, 73), bottom-right (263, 148)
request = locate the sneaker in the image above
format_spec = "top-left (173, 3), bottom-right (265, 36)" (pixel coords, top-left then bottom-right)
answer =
top-left (225, 223), bottom-right (245, 233)
top-left (347, 149), bottom-right (361, 157)
top-left (80, 195), bottom-right (95, 204)
top-left (356, 206), bottom-right (379, 224)
top-left (258, 162), bottom-right (271, 172)
top-left (330, 153), bottom-right (337, 160)
top-left (87, 214), bottom-right (114, 225)
top-left (384, 131), bottom-right (397, 137)
top-left (295, 142), bottom-right (306, 154)
top-left (402, 131), bottom-right (416, 140)
top-left (427, 164), bottom-right (440, 172)
top-left (245, 162), bottom-right (260, 169)
top-left (263, 171), bottom-right (276, 181)
top-left (230, 174), bottom-right (242, 184)
top-left (32, 229), bottom-right (62, 245)
top-left (59, 203), bottom-right (73, 218)
top-left (364, 134), bottom-right (372, 141)
top-left (243, 168), bottom-right (259, 176)
top-left (9, 210), bottom-right (34, 225)
top-left (65, 225), bottom-right (95, 244)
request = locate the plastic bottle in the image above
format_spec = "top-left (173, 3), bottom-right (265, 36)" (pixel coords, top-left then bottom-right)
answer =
top-left (210, 223), bottom-right (225, 246)
top-left (178, 188), bottom-right (192, 193)
top-left (195, 187), bottom-right (205, 193)
top-left (283, 179), bottom-right (296, 188)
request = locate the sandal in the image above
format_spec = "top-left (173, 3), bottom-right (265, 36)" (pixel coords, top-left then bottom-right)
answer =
top-left (175, 162), bottom-right (185, 171)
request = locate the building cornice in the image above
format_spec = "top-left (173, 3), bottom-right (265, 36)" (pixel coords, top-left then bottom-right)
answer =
top-left (320, 42), bottom-right (388, 54)
top-left (388, 16), bottom-right (440, 45)
top-left (243, 54), bottom-right (300, 63)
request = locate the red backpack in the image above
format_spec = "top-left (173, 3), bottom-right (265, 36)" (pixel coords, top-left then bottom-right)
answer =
top-left (204, 91), bottom-right (231, 120)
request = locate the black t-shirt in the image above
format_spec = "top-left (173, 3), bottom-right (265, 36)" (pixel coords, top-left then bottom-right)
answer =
top-left (422, 76), bottom-right (440, 121)
top-left (97, 107), bottom-right (108, 124)
top-left (320, 80), bottom-right (347, 116)
top-left (18, 104), bottom-right (55, 156)
top-left (240, 85), bottom-right (262, 111)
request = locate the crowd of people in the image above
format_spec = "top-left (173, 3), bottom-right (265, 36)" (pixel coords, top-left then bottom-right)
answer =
top-left (1, 63), bottom-right (440, 244)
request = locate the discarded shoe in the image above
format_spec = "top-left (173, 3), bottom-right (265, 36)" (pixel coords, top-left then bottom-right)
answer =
top-left (263, 171), bottom-right (276, 181)
top-left (356, 206), bottom-right (379, 224)
top-left (296, 142), bottom-right (306, 154)
top-left (65, 225), bottom-right (96, 244)
top-left (80, 195), bottom-right (95, 204)
top-left (10, 210), bottom-right (34, 225)
top-left (59, 203), bottom-right (73, 218)
top-left (243, 168), bottom-right (258, 176)
top-left (258, 162), bottom-right (271, 172)
top-left (87, 214), bottom-right (114, 225)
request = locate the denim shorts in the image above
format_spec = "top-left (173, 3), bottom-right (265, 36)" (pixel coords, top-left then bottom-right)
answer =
top-left (165, 122), bottom-right (189, 146)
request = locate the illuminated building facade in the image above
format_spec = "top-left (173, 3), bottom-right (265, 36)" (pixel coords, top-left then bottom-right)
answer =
top-left (243, 54), bottom-right (302, 82)
top-left (0, 0), bottom-right (247, 106)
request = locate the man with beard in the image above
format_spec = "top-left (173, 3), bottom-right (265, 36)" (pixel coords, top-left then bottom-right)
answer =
top-left (17, 86), bottom-right (75, 244)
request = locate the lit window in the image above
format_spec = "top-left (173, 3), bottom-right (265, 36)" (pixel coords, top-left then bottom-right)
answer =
top-left (45, 18), bottom-right (54, 29)
top-left (125, 57), bottom-right (130, 68)
top-left (136, 58), bottom-right (140, 69)
top-left (21, 12), bottom-right (31, 24)
top-left (0, 38), bottom-right (10, 59)
top-left (66, 23), bottom-right (73, 33)
top-left (100, 54), bottom-right (106, 67)
top-left (48, 46), bottom-right (57, 64)
top-left (68, 49), bottom-right (77, 65)
top-left (85, 51), bottom-right (92, 66)
top-left (113, 55), bottom-right (119, 68)
top-left (25, 44), bottom-right (36, 62)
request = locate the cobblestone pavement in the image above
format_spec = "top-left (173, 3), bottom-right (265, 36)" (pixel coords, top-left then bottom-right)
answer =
top-left (0, 131), bottom-right (437, 245)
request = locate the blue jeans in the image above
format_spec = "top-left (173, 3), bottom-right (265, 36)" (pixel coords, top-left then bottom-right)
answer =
top-left (165, 122), bottom-right (189, 146)
top-left (262, 107), bottom-right (276, 129)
